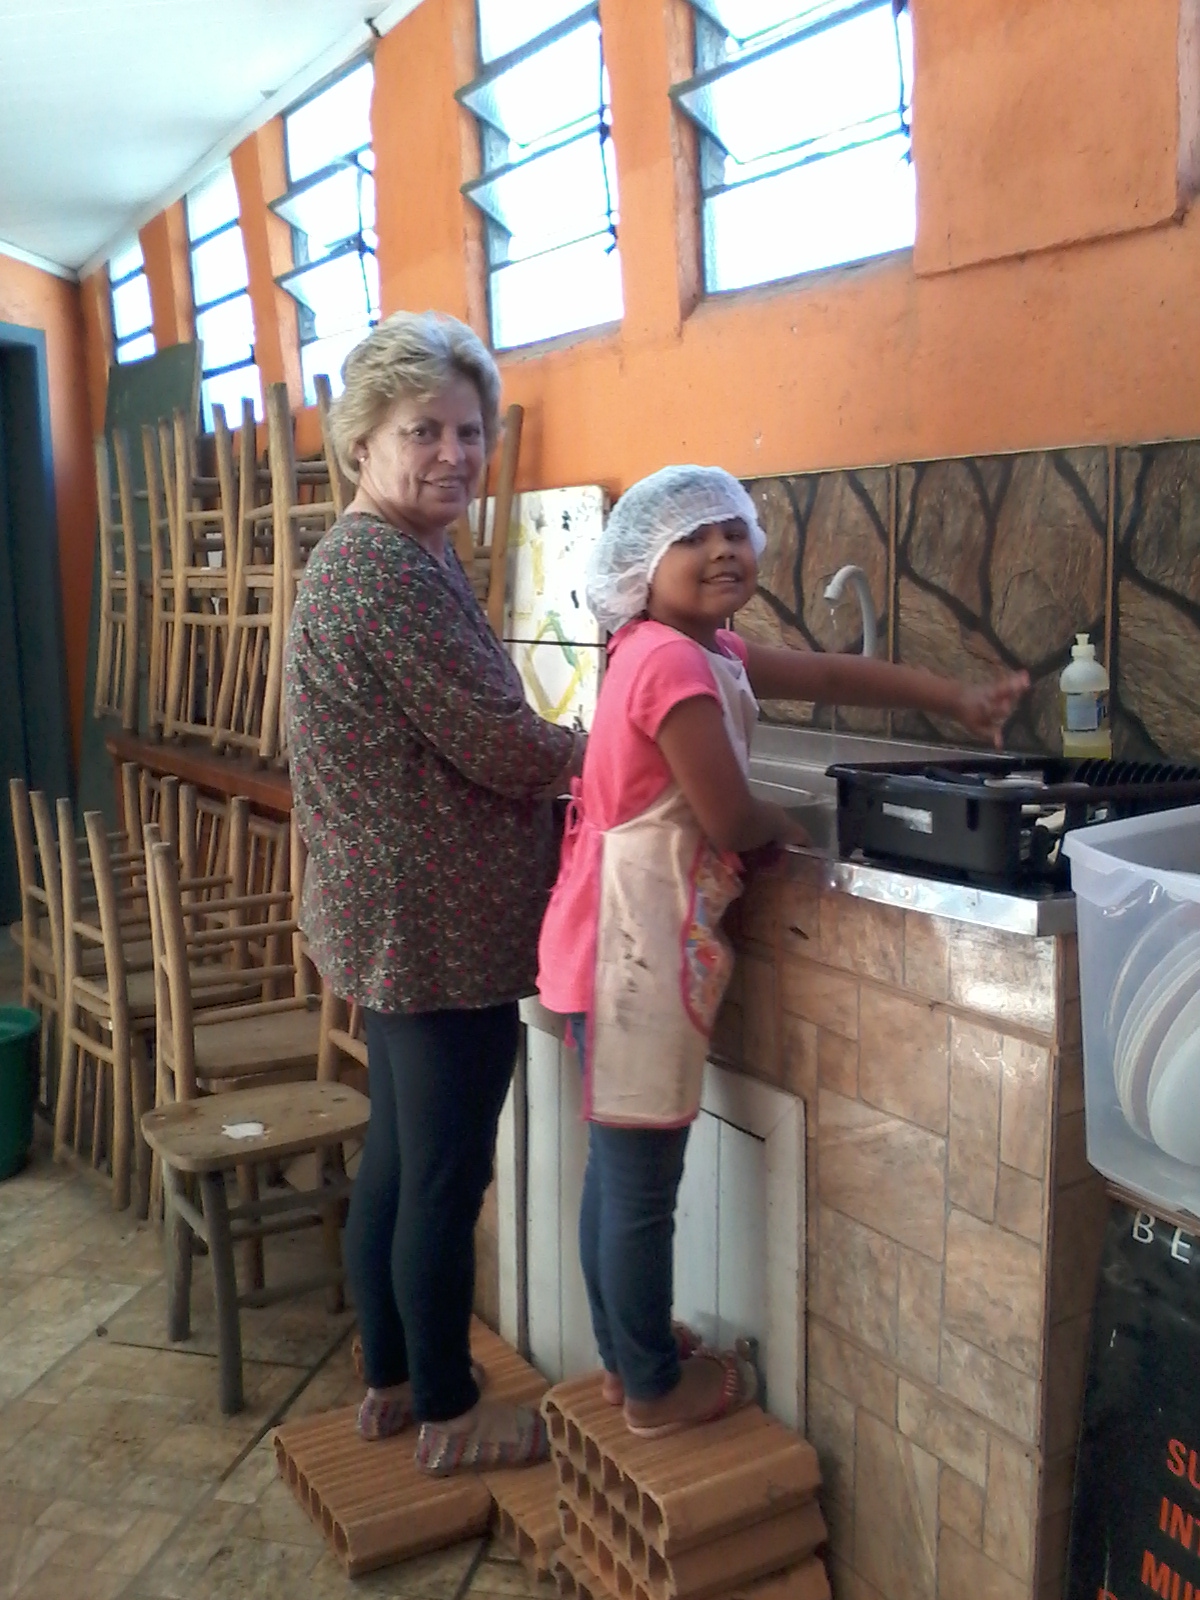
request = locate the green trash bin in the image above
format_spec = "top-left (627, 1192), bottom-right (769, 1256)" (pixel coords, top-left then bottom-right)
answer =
top-left (0, 1007), bottom-right (39, 1181)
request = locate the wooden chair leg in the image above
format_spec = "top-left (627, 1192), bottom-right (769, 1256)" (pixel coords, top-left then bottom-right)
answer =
top-left (130, 1039), bottom-right (154, 1221)
top-left (320, 1149), bottom-right (345, 1314)
top-left (235, 1164), bottom-right (264, 1292)
top-left (163, 1165), bottom-right (193, 1343)
top-left (112, 1046), bottom-right (133, 1212)
top-left (199, 1171), bottom-right (244, 1415)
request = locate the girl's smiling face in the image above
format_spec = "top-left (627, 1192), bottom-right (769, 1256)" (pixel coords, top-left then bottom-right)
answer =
top-left (646, 518), bottom-right (758, 645)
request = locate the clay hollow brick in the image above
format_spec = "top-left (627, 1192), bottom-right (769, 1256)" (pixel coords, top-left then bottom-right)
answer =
top-left (486, 1460), bottom-right (562, 1580)
top-left (556, 1548), bottom-right (833, 1600)
top-left (557, 1493), bottom-right (827, 1600)
top-left (272, 1321), bottom-right (545, 1576)
top-left (542, 1375), bottom-right (822, 1556)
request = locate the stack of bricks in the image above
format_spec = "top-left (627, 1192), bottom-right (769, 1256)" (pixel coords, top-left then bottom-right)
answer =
top-left (541, 1374), bottom-right (832, 1600)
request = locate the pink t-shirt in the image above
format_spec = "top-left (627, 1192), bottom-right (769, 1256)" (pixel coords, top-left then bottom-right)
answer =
top-left (536, 619), bottom-right (748, 1015)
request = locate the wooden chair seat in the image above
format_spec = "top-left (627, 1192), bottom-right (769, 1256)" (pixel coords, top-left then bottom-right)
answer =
top-left (191, 1006), bottom-right (321, 1082)
top-left (142, 1080), bottom-right (367, 1174)
top-left (71, 962), bottom-right (260, 1025)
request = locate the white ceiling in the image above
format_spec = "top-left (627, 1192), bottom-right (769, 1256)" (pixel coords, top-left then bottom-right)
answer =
top-left (0, 0), bottom-right (421, 279)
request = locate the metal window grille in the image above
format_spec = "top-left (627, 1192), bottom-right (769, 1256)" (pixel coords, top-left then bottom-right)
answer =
top-left (273, 58), bottom-right (379, 405)
top-left (671, 0), bottom-right (914, 294)
top-left (458, 1), bottom-right (622, 351)
top-left (109, 238), bottom-right (156, 365)
top-left (186, 161), bottom-right (262, 430)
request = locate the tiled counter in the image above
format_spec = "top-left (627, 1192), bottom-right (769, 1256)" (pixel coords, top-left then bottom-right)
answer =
top-left (713, 860), bottom-right (1105, 1600)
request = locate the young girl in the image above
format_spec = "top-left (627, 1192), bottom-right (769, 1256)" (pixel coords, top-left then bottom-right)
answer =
top-left (537, 465), bottom-right (1028, 1440)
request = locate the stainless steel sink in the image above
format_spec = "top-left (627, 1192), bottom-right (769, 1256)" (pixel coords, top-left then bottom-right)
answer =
top-left (746, 722), bottom-right (981, 856)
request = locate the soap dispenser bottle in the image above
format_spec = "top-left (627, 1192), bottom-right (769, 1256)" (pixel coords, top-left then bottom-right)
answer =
top-left (1059, 634), bottom-right (1112, 759)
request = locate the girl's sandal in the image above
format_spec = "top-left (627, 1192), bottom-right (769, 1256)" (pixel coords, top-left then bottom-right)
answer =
top-left (414, 1401), bottom-right (550, 1476)
top-left (600, 1322), bottom-right (706, 1407)
top-left (356, 1359), bottom-right (489, 1441)
top-left (623, 1352), bottom-right (758, 1440)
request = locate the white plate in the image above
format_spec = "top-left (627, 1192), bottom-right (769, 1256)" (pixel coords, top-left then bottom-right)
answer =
top-left (1114, 932), bottom-right (1200, 1131)
top-left (1148, 1011), bottom-right (1200, 1166)
top-left (1106, 901), bottom-right (1200, 1043)
top-left (1146, 986), bottom-right (1200, 1119)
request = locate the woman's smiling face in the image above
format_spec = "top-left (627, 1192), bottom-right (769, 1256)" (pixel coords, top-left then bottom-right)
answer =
top-left (646, 518), bottom-right (758, 643)
top-left (353, 375), bottom-right (487, 535)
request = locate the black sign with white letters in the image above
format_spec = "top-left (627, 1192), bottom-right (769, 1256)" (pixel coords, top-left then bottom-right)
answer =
top-left (1067, 1202), bottom-right (1200, 1600)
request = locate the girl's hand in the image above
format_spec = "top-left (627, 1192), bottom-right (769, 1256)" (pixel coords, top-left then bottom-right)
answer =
top-left (953, 672), bottom-right (1030, 749)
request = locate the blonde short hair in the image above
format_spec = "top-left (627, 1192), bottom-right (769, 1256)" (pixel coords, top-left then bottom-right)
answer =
top-left (330, 310), bottom-right (502, 481)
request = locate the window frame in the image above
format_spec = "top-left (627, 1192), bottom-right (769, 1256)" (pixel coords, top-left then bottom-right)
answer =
top-left (185, 166), bottom-right (260, 426)
top-left (272, 55), bottom-right (379, 402)
top-left (670, 0), bottom-right (914, 296)
top-left (109, 241), bottom-right (156, 366)
top-left (457, 0), bottom-right (623, 352)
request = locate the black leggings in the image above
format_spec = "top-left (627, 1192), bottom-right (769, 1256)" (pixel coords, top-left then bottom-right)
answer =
top-left (344, 1002), bottom-right (518, 1422)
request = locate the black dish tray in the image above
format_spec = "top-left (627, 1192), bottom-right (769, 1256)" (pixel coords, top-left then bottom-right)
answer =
top-left (828, 756), bottom-right (1200, 887)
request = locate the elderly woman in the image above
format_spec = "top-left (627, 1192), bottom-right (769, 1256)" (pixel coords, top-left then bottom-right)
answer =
top-left (284, 311), bottom-right (580, 1474)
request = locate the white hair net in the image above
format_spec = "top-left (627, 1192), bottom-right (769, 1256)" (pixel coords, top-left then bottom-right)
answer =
top-left (586, 465), bottom-right (766, 633)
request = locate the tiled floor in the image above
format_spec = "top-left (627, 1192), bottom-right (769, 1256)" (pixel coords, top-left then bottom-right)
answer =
top-left (0, 951), bottom-right (544, 1600)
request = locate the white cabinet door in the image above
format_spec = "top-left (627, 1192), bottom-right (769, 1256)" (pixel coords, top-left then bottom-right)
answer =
top-left (518, 1024), bottom-right (804, 1426)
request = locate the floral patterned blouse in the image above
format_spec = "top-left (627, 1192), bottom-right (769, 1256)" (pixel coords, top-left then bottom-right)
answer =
top-left (284, 511), bottom-right (574, 1013)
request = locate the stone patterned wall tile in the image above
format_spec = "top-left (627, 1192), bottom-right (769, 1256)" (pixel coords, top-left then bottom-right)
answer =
top-left (711, 996), bottom-right (743, 1066)
top-left (1053, 1109), bottom-right (1089, 1190)
top-left (937, 1527), bottom-right (1030, 1600)
top-left (1058, 1048), bottom-right (1085, 1119)
top-left (809, 1321), bottom-right (898, 1424)
top-left (818, 1028), bottom-right (859, 1097)
top-left (807, 1375), bottom-right (856, 1512)
top-left (948, 931), bottom-right (1057, 1037)
top-left (1048, 1177), bottom-right (1108, 1326)
top-left (896, 451), bottom-right (1106, 755)
top-left (1044, 1315), bottom-right (1091, 1456)
top-left (939, 1332), bottom-right (1039, 1444)
top-left (859, 989), bottom-right (950, 1134)
top-left (830, 1559), bottom-right (888, 1600)
top-left (999, 1038), bottom-right (1054, 1180)
top-left (898, 1248), bottom-right (944, 1385)
top-left (904, 914), bottom-right (952, 1003)
top-left (940, 1467), bottom-right (986, 1546)
top-left (815, 1207), bottom-right (900, 1359)
top-left (983, 1438), bottom-right (1037, 1582)
top-left (823, 1491), bottom-right (855, 1568)
top-left (739, 873), bottom-right (782, 948)
top-left (781, 1012), bottom-right (818, 1101)
top-left (898, 1380), bottom-right (989, 1487)
top-left (854, 1412), bottom-right (939, 1600)
top-left (943, 1210), bottom-right (1045, 1378)
top-left (1038, 1508), bottom-right (1071, 1600)
top-left (1113, 575), bottom-right (1200, 761)
top-left (948, 1020), bottom-right (1003, 1220)
top-left (818, 1090), bottom-right (948, 1260)
top-left (781, 960), bottom-right (859, 1040)
top-left (818, 895), bottom-right (905, 985)
top-left (741, 954), bottom-right (779, 1083)
top-left (995, 1167), bottom-right (1044, 1245)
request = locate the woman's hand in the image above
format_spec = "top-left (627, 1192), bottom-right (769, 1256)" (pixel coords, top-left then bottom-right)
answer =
top-left (953, 672), bottom-right (1030, 749)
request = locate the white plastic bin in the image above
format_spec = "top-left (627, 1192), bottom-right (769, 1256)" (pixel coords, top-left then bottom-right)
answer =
top-left (1064, 804), bottom-right (1200, 1218)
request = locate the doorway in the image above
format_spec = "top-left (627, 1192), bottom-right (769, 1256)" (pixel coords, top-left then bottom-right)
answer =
top-left (0, 323), bottom-right (73, 923)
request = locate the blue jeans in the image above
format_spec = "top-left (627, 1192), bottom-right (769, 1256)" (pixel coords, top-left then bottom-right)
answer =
top-left (344, 1003), bottom-right (518, 1422)
top-left (569, 1016), bottom-right (690, 1402)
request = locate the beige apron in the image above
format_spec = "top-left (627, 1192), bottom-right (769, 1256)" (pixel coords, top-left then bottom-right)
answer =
top-left (586, 650), bottom-right (759, 1127)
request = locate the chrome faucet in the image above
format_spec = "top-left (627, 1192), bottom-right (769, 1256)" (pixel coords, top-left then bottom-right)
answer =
top-left (823, 564), bottom-right (878, 658)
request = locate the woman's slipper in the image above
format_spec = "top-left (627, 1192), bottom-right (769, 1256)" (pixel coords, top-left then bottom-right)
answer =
top-left (623, 1352), bottom-right (757, 1440)
top-left (600, 1322), bottom-right (706, 1406)
top-left (414, 1401), bottom-right (549, 1476)
top-left (356, 1359), bottom-right (489, 1440)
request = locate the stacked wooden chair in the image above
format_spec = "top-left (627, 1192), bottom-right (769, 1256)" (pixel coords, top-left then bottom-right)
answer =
top-left (8, 779), bottom-right (65, 1107)
top-left (140, 826), bottom-right (369, 1413)
top-left (452, 403), bottom-right (525, 637)
top-left (92, 431), bottom-right (141, 731)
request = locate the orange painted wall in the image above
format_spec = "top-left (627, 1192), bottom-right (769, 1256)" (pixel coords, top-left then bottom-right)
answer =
top-left (0, 252), bottom-right (96, 755)
top-left (91, 0), bottom-right (1200, 496)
